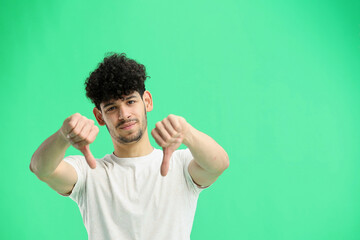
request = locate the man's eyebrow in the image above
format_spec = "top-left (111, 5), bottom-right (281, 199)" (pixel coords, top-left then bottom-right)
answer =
top-left (103, 95), bottom-right (138, 108)
top-left (124, 95), bottom-right (137, 100)
top-left (103, 102), bottom-right (115, 109)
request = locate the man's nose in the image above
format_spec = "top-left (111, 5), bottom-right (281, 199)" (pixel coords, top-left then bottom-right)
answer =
top-left (118, 106), bottom-right (131, 120)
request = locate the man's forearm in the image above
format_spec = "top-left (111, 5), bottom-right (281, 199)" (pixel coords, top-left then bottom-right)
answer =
top-left (183, 125), bottom-right (229, 174)
top-left (30, 129), bottom-right (70, 179)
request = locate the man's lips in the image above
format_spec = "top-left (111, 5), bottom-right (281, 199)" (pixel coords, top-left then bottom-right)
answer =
top-left (119, 121), bottom-right (137, 130)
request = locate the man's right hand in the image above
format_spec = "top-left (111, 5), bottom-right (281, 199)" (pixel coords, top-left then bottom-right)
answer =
top-left (59, 113), bottom-right (99, 169)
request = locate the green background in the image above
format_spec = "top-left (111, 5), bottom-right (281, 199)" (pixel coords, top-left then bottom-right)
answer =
top-left (1, 0), bottom-right (360, 239)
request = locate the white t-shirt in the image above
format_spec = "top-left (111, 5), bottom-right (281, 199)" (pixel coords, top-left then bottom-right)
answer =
top-left (63, 148), bottom-right (208, 240)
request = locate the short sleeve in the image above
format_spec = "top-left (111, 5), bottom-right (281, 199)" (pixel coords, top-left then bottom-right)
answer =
top-left (63, 155), bottom-right (88, 202)
top-left (181, 148), bottom-right (210, 194)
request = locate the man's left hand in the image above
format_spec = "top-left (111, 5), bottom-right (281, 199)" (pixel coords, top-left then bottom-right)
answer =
top-left (151, 114), bottom-right (190, 176)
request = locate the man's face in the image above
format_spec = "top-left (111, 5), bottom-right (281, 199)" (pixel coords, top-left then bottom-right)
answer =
top-left (99, 92), bottom-right (148, 145)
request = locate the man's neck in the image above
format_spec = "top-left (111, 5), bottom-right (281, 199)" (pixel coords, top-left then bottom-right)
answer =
top-left (112, 133), bottom-right (154, 158)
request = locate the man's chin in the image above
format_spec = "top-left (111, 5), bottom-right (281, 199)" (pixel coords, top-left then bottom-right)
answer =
top-left (116, 133), bottom-right (143, 144)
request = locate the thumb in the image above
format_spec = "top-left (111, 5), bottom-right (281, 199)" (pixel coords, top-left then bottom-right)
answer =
top-left (161, 147), bottom-right (174, 177)
top-left (80, 145), bottom-right (97, 169)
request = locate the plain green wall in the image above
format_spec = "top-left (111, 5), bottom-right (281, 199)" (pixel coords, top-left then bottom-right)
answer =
top-left (1, 0), bottom-right (359, 239)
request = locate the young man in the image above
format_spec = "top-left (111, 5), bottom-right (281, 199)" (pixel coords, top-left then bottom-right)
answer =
top-left (30, 53), bottom-right (229, 240)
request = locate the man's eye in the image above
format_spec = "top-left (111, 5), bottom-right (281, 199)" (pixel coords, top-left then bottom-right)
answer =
top-left (128, 100), bottom-right (135, 104)
top-left (107, 106), bottom-right (116, 112)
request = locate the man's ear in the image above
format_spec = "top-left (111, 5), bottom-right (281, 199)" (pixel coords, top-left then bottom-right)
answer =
top-left (143, 90), bottom-right (153, 112)
top-left (93, 107), bottom-right (106, 126)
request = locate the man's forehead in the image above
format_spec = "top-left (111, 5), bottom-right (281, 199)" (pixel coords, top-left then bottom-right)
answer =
top-left (101, 92), bottom-right (140, 106)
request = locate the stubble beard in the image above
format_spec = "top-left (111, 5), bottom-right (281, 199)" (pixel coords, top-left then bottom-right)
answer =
top-left (106, 108), bottom-right (148, 145)
top-left (117, 124), bottom-right (144, 144)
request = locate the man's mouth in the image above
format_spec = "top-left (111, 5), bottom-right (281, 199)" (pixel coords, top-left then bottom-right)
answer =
top-left (119, 121), bottom-right (137, 130)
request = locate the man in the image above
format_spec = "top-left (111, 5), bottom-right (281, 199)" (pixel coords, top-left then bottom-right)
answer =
top-left (30, 53), bottom-right (229, 240)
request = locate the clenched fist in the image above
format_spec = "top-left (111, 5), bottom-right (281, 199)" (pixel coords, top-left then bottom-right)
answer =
top-left (59, 113), bottom-right (99, 169)
top-left (151, 114), bottom-right (190, 176)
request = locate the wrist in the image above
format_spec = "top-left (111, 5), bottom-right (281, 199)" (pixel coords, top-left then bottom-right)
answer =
top-left (57, 129), bottom-right (71, 147)
top-left (183, 124), bottom-right (195, 147)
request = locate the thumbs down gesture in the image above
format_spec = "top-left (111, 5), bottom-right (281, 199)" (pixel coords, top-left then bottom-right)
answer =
top-left (59, 113), bottom-right (99, 169)
top-left (151, 114), bottom-right (190, 177)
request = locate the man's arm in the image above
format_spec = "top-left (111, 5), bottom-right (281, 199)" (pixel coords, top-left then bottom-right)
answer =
top-left (30, 113), bottom-right (99, 195)
top-left (183, 125), bottom-right (229, 187)
top-left (30, 130), bottom-right (78, 195)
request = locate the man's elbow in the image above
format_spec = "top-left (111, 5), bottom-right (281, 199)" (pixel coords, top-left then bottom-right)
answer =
top-left (29, 156), bottom-right (36, 174)
top-left (29, 162), bottom-right (41, 180)
top-left (29, 157), bottom-right (44, 180)
top-left (221, 151), bottom-right (230, 172)
top-left (212, 151), bottom-right (229, 174)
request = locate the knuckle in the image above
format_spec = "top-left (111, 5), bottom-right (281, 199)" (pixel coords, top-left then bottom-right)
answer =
top-left (73, 113), bottom-right (81, 118)
top-left (163, 136), bottom-right (171, 143)
top-left (64, 116), bottom-right (71, 123)
top-left (151, 129), bottom-right (156, 136)
top-left (68, 120), bottom-right (76, 128)
top-left (158, 140), bottom-right (166, 147)
top-left (87, 135), bottom-right (94, 143)
top-left (78, 132), bottom-right (86, 140)
top-left (68, 121), bottom-right (75, 129)
top-left (169, 114), bottom-right (177, 121)
top-left (155, 122), bottom-right (162, 128)
top-left (72, 128), bottom-right (80, 136)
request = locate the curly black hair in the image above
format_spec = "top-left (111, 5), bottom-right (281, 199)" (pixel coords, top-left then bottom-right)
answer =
top-left (85, 53), bottom-right (150, 110)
